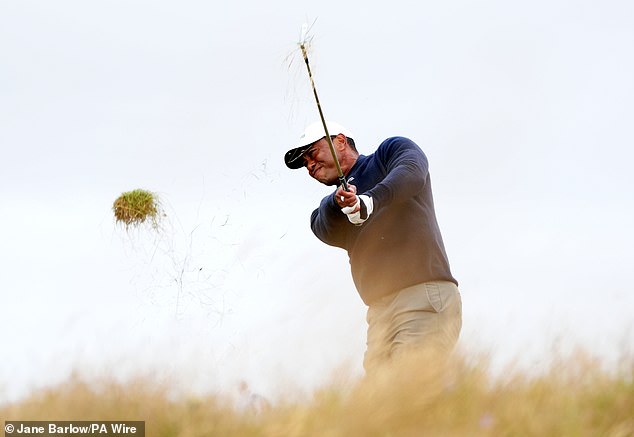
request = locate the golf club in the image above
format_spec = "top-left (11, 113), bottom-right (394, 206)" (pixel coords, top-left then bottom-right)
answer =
top-left (299, 24), bottom-right (349, 191)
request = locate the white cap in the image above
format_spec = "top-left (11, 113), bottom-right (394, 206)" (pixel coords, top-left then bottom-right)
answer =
top-left (284, 120), bottom-right (354, 169)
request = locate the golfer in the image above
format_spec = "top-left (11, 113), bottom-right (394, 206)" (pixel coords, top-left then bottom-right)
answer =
top-left (285, 121), bottom-right (462, 372)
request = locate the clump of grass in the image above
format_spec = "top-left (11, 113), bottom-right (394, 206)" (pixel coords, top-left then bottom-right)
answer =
top-left (112, 189), bottom-right (161, 229)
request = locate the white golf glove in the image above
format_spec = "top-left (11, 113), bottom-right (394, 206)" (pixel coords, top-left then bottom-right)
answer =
top-left (341, 195), bottom-right (374, 225)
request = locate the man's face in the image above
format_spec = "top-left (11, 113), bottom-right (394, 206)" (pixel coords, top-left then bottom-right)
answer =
top-left (302, 136), bottom-right (343, 185)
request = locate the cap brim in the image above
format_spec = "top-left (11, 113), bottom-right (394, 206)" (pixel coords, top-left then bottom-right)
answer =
top-left (284, 145), bottom-right (311, 169)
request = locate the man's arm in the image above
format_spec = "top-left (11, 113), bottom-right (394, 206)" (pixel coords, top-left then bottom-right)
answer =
top-left (310, 192), bottom-right (350, 248)
top-left (365, 137), bottom-right (429, 209)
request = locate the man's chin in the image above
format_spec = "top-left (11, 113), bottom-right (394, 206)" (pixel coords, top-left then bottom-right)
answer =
top-left (315, 175), bottom-right (338, 186)
top-left (310, 171), bottom-right (337, 186)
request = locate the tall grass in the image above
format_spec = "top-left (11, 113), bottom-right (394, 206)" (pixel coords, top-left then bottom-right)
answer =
top-left (2, 350), bottom-right (632, 436)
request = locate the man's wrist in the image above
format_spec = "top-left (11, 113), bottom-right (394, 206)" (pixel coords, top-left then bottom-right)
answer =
top-left (341, 196), bottom-right (360, 214)
top-left (341, 195), bottom-right (374, 225)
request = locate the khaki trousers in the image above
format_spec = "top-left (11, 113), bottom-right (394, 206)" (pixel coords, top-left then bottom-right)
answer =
top-left (364, 280), bottom-right (462, 373)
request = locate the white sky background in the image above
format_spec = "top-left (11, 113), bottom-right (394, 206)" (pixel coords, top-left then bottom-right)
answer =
top-left (1, 0), bottom-right (633, 403)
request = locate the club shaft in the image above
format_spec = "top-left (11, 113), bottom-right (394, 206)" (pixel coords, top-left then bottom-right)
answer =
top-left (300, 44), bottom-right (349, 191)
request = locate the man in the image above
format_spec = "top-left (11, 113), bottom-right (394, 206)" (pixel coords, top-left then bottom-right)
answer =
top-left (284, 120), bottom-right (462, 372)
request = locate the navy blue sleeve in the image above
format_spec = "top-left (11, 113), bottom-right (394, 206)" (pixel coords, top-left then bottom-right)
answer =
top-left (365, 137), bottom-right (429, 209)
top-left (310, 192), bottom-right (349, 248)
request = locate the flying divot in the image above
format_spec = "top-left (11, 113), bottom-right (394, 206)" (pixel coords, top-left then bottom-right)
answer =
top-left (112, 189), bottom-right (163, 230)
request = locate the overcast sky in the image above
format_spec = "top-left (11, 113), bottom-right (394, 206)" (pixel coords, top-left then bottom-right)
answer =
top-left (1, 0), bottom-right (633, 403)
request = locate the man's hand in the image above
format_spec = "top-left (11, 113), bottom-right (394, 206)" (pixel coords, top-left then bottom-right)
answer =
top-left (335, 184), bottom-right (374, 225)
top-left (335, 184), bottom-right (358, 209)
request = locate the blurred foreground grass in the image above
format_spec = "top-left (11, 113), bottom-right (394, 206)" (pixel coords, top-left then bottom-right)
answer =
top-left (1, 350), bottom-right (632, 436)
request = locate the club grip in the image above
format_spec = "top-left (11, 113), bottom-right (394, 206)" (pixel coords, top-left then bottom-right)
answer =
top-left (339, 176), bottom-right (349, 192)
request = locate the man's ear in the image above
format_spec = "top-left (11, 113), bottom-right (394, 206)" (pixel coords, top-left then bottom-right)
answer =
top-left (334, 133), bottom-right (348, 151)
